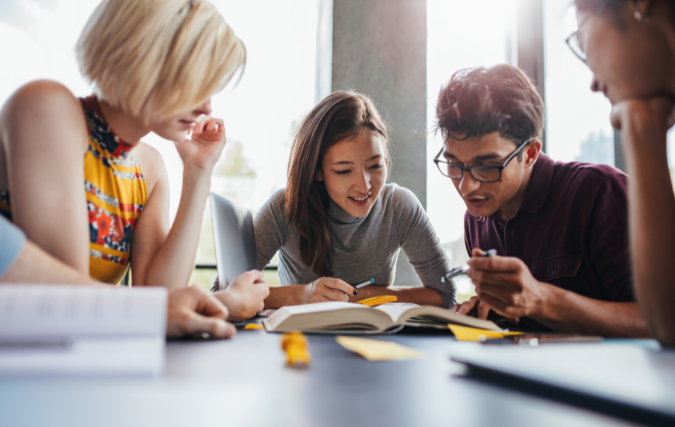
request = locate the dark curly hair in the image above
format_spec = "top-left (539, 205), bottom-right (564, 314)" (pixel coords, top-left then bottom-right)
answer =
top-left (435, 64), bottom-right (544, 155)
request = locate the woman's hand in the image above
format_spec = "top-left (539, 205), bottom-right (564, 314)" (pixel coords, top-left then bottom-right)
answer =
top-left (214, 270), bottom-right (270, 322)
top-left (175, 115), bottom-right (227, 173)
top-left (298, 277), bottom-right (357, 304)
top-left (166, 286), bottom-right (236, 339)
top-left (610, 97), bottom-right (675, 148)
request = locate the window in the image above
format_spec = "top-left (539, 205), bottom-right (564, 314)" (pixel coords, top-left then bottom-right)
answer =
top-left (176, 0), bottom-right (320, 290)
top-left (544, 0), bottom-right (615, 165)
top-left (0, 1), bottom-right (96, 102)
top-left (426, 0), bottom-right (516, 302)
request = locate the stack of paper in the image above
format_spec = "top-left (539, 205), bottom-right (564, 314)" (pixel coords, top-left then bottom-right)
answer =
top-left (0, 285), bottom-right (167, 376)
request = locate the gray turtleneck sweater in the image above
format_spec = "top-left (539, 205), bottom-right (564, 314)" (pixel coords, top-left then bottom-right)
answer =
top-left (253, 183), bottom-right (456, 308)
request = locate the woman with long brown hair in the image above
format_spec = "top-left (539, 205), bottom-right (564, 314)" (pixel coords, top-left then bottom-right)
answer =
top-left (254, 90), bottom-right (455, 309)
top-left (571, 0), bottom-right (675, 345)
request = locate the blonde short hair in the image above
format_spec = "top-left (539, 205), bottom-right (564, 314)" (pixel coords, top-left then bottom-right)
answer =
top-left (77, 0), bottom-right (246, 123)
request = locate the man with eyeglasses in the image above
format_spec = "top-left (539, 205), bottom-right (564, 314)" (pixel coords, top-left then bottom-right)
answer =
top-left (434, 64), bottom-right (649, 337)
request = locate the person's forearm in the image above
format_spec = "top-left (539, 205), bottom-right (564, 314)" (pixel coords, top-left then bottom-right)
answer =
top-left (1, 240), bottom-right (101, 286)
top-left (264, 285), bottom-right (303, 309)
top-left (622, 120), bottom-right (675, 344)
top-left (143, 167), bottom-right (211, 289)
top-left (534, 284), bottom-right (650, 337)
top-left (347, 285), bottom-right (444, 307)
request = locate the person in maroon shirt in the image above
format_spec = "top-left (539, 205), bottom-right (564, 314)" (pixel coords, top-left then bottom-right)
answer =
top-left (434, 64), bottom-right (649, 337)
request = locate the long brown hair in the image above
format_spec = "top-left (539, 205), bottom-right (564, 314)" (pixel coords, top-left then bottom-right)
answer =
top-left (286, 90), bottom-right (389, 277)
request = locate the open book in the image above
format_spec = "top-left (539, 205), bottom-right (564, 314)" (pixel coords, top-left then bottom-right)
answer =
top-left (0, 285), bottom-right (167, 376)
top-left (263, 302), bottom-right (503, 333)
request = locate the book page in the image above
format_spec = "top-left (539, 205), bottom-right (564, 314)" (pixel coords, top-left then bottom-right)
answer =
top-left (375, 303), bottom-right (503, 331)
top-left (373, 303), bottom-right (420, 323)
top-left (0, 285), bottom-right (167, 341)
top-left (264, 302), bottom-right (391, 332)
top-left (274, 301), bottom-right (360, 315)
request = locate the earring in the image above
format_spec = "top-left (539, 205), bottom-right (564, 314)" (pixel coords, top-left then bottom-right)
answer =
top-left (634, 10), bottom-right (650, 22)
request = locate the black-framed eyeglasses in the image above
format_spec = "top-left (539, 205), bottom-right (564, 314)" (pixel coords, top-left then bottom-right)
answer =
top-left (566, 31), bottom-right (587, 64)
top-left (433, 137), bottom-right (536, 183)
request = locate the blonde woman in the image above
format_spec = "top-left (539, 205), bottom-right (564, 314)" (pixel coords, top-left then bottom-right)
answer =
top-left (0, 0), bottom-right (268, 320)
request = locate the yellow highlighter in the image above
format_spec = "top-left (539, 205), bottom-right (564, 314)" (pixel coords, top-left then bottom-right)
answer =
top-left (281, 332), bottom-right (311, 368)
top-left (244, 323), bottom-right (264, 330)
top-left (356, 295), bottom-right (397, 307)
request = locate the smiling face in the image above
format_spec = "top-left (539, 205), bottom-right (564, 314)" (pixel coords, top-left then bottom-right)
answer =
top-left (318, 128), bottom-right (388, 218)
top-left (150, 98), bottom-right (214, 142)
top-left (443, 132), bottom-right (540, 222)
top-left (575, 6), bottom-right (675, 104)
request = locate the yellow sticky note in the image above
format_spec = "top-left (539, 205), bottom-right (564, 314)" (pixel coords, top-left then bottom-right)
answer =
top-left (355, 295), bottom-right (397, 307)
top-left (336, 336), bottom-right (425, 361)
top-left (448, 324), bottom-right (523, 342)
top-left (244, 323), bottom-right (264, 330)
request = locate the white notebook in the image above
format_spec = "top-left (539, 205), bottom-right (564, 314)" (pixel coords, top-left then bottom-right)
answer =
top-left (0, 285), bottom-right (167, 376)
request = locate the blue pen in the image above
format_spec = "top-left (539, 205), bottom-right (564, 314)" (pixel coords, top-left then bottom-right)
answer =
top-left (354, 279), bottom-right (375, 289)
top-left (440, 249), bottom-right (497, 283)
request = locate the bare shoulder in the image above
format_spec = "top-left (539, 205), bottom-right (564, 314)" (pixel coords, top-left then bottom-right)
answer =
top-left (1, 80), bottom-right (82, 121)
top-left (134, 142), bottom-right (168, 195)
top-left (0, 80), bottom-right (87, 151)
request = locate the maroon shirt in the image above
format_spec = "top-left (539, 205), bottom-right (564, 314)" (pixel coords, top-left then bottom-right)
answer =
top-left (464, 153), bottom-right (633, 331)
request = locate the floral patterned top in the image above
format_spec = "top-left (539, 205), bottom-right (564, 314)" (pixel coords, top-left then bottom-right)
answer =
top-left (0, 95), bottom-right (147, 284)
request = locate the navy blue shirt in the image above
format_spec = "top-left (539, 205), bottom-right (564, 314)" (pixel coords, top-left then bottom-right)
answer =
top-left (465, 153), bottom-right (633, 331)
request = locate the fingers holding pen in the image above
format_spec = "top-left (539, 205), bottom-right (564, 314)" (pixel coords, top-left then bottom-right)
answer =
top-left (304, 277), bottom-right (356, 303)
top-left (467, 252), bottom-right (521, 275)
top-left (324, 278), bottom-right (357, 296)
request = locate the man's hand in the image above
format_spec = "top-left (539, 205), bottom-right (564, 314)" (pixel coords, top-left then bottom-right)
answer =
top-left (299, 277), bottom-right (357, 304)
top-left (451, 295), bottom-right (519, 323)
top-left (450, 296), bottom-right (492, 319)
top-left (466, 248), bottom-right (551, 320)
top-left (214, 270), bottom-right (270, 322)
top-left (166, 286), bottom-right (236, 339)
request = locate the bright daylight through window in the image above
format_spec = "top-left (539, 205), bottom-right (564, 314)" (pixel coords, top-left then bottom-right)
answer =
top-left (426, 0), bottom-right (516, 302)
top-left (544, 0), bottom-right (614, 166)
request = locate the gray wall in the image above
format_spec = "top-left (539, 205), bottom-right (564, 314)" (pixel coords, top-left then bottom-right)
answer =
top-left (330, 0), bottom-right (427, 286)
